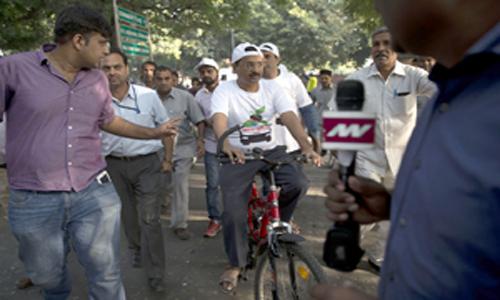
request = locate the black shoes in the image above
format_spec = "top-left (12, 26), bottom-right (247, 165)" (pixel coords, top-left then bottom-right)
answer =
top-left (148, 277), bottom-right (166, 292)
top-left (131, 249), bottom-right (142, 268)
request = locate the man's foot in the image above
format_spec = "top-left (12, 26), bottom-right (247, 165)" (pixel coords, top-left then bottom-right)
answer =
top-left (289, 220), bottom-right (301, 234)
top-left (174, 228), bottom-right (192, 240)
top-left (161, 204), bottom-right (169, 216)
top-left (148, 277), bottom-right (166, 292)
top-left (219, 266), bottom-right (240, 294)
top-left (131, 249), bottom-right (142, 268)
top-left (368, 257), bottom-right (382, 274)
top-left (204, 220), bottom-right (222, 238)
top-left (16, 277), bottom-right (34, 289)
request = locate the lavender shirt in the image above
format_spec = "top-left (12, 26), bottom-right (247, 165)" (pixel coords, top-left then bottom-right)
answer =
top-left (0, 45), bottom-right (115, 192)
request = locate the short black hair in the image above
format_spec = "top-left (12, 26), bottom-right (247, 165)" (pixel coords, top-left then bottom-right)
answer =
top-left (155, 65), bottom-right (174, 76)
top-left (54, 4), bottom-right (112, 44)
top-left (108, 48), bottom-right (128, 66)
top-left (171, 70), bottom-right (179, 78)
top-left (319, 69), bottom-right (333, 76)
top-left (191, 77), bottom-right (201, 83)
top-left (142, 60), bottom-right (157, 68)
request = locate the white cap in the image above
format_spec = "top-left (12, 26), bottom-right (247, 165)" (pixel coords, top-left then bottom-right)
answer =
top-left (194, 57), bottom-right (219, 71)
top-left (231, 42), bottom-right (262, 64)
top-left (259, 42), bottom-right (280, 58)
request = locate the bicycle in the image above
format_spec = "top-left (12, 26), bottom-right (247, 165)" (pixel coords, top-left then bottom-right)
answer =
top-left (217, 125), bottom-right (327, 300)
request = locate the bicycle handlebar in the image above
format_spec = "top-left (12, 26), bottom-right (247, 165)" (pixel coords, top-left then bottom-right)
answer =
top-left (216, 125), bottom-right (241, 157)
top-left (216, 125), bottom-right (308, 166)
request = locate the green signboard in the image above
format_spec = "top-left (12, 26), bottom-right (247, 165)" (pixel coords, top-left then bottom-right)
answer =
top-left (115, 5), bottom-right (150, 57)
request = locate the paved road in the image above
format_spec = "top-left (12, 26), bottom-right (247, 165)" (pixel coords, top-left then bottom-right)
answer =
top-left (0, 163), bottom-right (379, 299)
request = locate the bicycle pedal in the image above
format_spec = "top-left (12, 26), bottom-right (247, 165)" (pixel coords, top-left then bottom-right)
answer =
top-left (278, 233), bottom-right (305, 243)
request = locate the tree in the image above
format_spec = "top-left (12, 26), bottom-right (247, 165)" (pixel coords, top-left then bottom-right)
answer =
top-left (0, 0), bottom-right (380, 73)
top-left (0, 0), bottom-right (112, 53)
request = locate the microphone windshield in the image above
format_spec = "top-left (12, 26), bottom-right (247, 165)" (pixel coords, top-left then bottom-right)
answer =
top-left (335, 80), bottom-right (365, 111)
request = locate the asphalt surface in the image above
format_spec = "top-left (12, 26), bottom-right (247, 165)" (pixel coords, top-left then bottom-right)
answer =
top-left (0, 163), bottom-right (379, 299)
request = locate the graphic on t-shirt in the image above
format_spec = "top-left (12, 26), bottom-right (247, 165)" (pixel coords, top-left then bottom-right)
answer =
top-left (239, 106), bottom-right (272, 145)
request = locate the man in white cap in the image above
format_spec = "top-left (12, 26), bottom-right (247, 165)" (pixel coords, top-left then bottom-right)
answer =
top-left (259, 42), bottom-right (321, 154)
top-left (194, 58), bottom-right (223, 238)
top-left (211, 42), bottom-right (321, 293)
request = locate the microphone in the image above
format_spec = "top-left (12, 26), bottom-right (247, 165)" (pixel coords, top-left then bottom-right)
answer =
top-left (321, 80), bottom-right (376, 271)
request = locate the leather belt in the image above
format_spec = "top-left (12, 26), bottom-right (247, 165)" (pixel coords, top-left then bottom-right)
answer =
top-left (106, 152), bottom-right (157, 162)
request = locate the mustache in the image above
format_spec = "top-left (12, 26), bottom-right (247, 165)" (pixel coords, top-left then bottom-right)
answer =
top-left (375, 51), bottom-right (389, 59)
top-left (250, 72), bottom-right (261, 77)
top-left (201, 77), bottom-right (215, 84)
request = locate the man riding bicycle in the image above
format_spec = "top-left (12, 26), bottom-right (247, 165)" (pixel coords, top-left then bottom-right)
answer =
top-left (211, 42), bottom-right (321, 293)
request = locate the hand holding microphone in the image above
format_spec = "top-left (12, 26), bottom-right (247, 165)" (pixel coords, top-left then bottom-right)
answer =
top-left (321, 80), bottom-right (384, 271)
top-left (324, 173), bottom-right (391, 224)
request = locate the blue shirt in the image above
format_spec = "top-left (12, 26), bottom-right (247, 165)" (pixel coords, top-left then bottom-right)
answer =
top-left (380, 23), bottom-right (500, 299)
top-left (101, 84), bottom-right (168, 157)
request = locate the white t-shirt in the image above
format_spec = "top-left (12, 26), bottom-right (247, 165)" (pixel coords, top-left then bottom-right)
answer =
top-left (210, 79), bottom-right (295, 152)
top-left (264, 64), bottom-right (313, 152)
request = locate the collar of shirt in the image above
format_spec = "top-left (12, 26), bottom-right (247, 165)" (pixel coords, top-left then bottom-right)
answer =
top-left (161, 87), bottom-right (184, 101)
top-left (199, 86), bottom-right (213, 95)
top-left (429, 23), bottom-right (500, 94)
top-left (36, 44), bottom-right (56, 65)
top-left (112, 83), bottom-right (134, 103)
top-left (368, 60), bottom-right (406, 79)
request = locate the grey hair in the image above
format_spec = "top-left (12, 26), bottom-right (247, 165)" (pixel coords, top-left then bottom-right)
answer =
top-left (371, 26), bottom-right (390, 39)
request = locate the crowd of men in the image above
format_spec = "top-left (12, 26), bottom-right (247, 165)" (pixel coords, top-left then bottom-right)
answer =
top-left (0, 1), bottom-right (499, 299)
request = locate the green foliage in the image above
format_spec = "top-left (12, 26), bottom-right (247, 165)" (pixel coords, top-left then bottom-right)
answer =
top-left (342, 0), bottom-right (383, 34)
top-left (0, 0), bottom-right (112, 52)
top-left (0, 0), bottom-right (380, 72)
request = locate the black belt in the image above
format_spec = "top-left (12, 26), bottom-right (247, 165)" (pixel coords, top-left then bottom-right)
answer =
top-left (106, 152), bottom-right (157, 162)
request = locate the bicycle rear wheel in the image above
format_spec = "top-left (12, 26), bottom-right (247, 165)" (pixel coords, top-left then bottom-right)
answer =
top-left (254, 241), bottom-right (327, 300)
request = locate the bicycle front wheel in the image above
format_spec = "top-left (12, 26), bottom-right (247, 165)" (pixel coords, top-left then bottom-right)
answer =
top-left (254, 241), bottom-right (327, 300)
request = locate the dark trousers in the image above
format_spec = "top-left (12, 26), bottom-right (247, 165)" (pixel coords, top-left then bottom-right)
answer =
top-left (106, 153), bottom-right (166, 280)
top-left (219, 147), bottom-right (309, 267)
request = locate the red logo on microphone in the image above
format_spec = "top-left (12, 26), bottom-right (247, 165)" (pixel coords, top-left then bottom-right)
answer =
top-left (322, 112), bottom-right (376, 150)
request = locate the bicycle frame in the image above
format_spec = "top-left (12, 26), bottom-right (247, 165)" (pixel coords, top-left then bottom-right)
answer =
top-left (247, 167), bottom-right (293, 251)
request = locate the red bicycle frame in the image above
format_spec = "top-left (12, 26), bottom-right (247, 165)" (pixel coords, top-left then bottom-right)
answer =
top-left (247, 179), bottom-right (281, 244)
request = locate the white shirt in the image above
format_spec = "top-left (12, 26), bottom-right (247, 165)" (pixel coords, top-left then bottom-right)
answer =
top-left (195, 87), bottom-right (218, 154)
top-left (210, 80), bottom-right (295, 153)
top-left (264, 65), bottom-right (313, 152)
top-left (101, 84), bottom-right (168, 157)
top-left (344, 61), bottom-right (437, 176)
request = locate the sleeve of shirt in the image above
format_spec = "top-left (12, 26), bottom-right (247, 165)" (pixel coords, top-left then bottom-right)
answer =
top-left (272, 83), bottom-right (296, 115)
top-left (210, 85), bottom-right (229, 118)
top-left (186, 93), bottom-right (205, 124)
top-left (0, 58), bottom-right (14, 121)
top-left (291, 73), bottom-right (313, 108)
top-left (152, 92), bottom-right (169, 124)
top-left (414, 68), bottom-right (438, 98)
top-left (97, 72), bottom-right (116, 126)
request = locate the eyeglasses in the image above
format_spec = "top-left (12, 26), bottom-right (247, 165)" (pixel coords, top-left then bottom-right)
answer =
top-left (241, 61), bottom-right (263, 71)
top-left (114, 85), bottom-right (141, 114)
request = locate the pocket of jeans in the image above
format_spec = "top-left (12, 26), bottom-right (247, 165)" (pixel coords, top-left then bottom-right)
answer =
top-left (8, 190), bottom-right (31, 207)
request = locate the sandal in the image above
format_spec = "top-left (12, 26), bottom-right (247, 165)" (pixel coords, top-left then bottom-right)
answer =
top-left (219, 266), bottom-right (241, 294)
top-left (16, 277), bottom-right (34, 289)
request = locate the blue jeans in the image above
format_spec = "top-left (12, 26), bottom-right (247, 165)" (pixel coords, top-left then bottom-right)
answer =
top-left (299, 104), bottom-right (321, 139)
top-left (8, 180), bottom-right (125, 300)
top-left (204, 152), bottom-right (222, 221)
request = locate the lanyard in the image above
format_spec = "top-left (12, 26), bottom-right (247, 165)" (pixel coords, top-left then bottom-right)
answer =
top-left (114, 85), bottom-right (141, 114)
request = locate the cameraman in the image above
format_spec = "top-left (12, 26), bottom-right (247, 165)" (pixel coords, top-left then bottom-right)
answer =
top-left (313, 0), bottom-right (500, 299)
